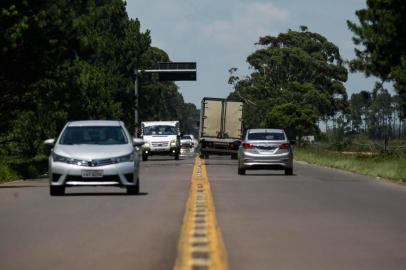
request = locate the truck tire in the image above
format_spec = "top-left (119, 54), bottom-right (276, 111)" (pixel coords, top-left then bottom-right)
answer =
top-left (142, 154), bottom-right (148, 161)
top-left (285, 168), bottom-right (293, 175)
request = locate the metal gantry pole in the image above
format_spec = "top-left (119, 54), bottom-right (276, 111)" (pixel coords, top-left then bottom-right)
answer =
top-left (134, 70), bottom-right (139, 137)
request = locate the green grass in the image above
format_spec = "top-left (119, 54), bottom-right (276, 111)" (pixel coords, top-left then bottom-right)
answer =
top-left (0, 164), bottom-right (19, 183)
top-left (294, 147), bottom-right (406, 182)
top-left (0, 155), bottom-right (48, 183)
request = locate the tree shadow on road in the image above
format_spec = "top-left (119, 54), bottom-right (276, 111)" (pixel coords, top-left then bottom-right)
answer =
top-left (61, 192), bottom-right (149, 197)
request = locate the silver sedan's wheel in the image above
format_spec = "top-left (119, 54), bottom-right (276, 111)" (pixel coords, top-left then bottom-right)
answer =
top-left (285, 168), bottom-right (293, 175)
top-left (127, 178), bottom-right (140, 194)
top-left (238, 167), bottom-right (246, 175)
top-left (50, 186), bottom-right (65, 196)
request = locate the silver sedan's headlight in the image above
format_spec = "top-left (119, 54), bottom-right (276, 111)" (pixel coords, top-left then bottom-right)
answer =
top-left (112, 153), bottom-right (134, 163)
top-left (52, 152), bottom-right (134, 165)
top-left (53, 153), bottom-right (74, 163)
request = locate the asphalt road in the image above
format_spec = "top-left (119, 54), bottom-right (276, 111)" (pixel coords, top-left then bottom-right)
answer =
top-left (0, 156), bottom-right (193, 270)
top-left (1, 154), bottom-right (406, 270)
top-left (207, 157), bottom-right (406, 270)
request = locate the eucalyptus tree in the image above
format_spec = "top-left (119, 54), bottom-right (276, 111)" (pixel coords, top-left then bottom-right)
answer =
top-left (228, 27), bottom-right (348, 140)
top-left (347, 0), bottom-right (406, 116)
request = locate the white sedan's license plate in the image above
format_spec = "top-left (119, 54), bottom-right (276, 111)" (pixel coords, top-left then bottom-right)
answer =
top-left (81, 170), bottom-right (103, 178)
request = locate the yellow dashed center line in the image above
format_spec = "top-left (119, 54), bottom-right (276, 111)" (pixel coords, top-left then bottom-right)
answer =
top-left (173, 158), bottom-right (229, 270)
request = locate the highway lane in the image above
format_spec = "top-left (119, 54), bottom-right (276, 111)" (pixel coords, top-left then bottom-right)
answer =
top-left (207, 157), bottom-right (406, 270)
top-left (0, 156), bottom-right (194, 270)
top-left (1, 153), bottom-right (406, 270)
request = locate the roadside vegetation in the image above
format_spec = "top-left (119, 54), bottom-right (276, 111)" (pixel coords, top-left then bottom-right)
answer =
top-left (294, 144), bottom-right (406, 183)
top-left (0, 1), bottom-right (199, 181)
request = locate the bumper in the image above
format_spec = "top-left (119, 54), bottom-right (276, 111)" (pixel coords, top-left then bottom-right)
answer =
top-left (49, 161), bottom-right (137, 187)
top-left (142, 147), bottom-right (180, 156)
top-left (239, 152), bottom-right (293, 169)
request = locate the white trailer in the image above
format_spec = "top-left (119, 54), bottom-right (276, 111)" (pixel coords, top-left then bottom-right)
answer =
top-left (199, 97), bottom-right (243, 159)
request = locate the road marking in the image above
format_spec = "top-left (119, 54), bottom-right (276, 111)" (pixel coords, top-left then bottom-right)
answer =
top-left (173, 158), bottom-right (229, 270)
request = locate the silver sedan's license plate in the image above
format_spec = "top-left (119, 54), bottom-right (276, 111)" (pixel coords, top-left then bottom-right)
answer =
top-left (81, 170), bottom-right (103, 178)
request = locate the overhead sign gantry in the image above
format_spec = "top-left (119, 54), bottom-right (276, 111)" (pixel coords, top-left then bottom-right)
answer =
top-left (134, 62), bottom-right (197, 134)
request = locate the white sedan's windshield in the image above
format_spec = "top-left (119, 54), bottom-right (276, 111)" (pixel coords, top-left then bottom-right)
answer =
top-left (143, 125), bottom-right (177, 135)
top-left (59, 126), bottom-right (128, 145)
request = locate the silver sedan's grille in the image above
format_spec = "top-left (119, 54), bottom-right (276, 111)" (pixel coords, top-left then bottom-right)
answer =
top-left (66, 158), bottom-right (115, 167)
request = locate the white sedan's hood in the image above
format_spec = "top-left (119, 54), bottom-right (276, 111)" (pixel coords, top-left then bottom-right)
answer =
top-left (54, 144), bottom-right (132, 160)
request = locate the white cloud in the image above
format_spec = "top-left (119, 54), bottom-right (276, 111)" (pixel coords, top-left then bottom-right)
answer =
top-left (198, 2), bottom-right (289, 46)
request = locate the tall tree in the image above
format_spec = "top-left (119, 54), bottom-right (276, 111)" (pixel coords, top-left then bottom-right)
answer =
top-left (0, 0), bottom-right (198, 158)
top-left (228, 27), bottom-right (348, 140)
top-left (347, 0), bottom-right (406, 115)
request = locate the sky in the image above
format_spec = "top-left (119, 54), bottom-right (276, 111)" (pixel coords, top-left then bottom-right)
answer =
top-left (126, 0), bottom-right (388, 107)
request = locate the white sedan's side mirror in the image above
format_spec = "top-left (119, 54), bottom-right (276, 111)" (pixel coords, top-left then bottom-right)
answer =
top-left (133, 138), bottom-right (144, 147)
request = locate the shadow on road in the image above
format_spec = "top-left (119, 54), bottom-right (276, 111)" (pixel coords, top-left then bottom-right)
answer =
top-left (61, 192), bottom-right (149, 197)
top-left (0, 185), bottom-right (46, 189)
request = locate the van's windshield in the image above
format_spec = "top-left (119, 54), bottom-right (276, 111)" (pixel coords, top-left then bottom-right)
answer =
top-left (143, 125), bottom-right (177, 135)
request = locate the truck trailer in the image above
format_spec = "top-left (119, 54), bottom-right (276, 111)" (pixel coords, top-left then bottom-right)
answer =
top-left (198, 97), bottom-right (243, 159)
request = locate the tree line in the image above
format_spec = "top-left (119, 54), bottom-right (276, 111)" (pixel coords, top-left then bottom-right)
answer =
top-left (0, 0), bottom-right (199, 161)
top-left (228, 0), bottom-right (406, 144)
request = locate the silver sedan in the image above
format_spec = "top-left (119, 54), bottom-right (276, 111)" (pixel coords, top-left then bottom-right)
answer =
top-left (44, 120), bottom-right (144, 195)
top-left (238, 128), bottom-right (293, 175)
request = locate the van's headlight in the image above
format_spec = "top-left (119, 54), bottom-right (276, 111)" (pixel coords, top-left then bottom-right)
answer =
top-left (143, 140), bottom-right (150, 148)
top-left (170, 139), bottom-right (177, 147)
top-left (113, 154), bottom-right (134, 163)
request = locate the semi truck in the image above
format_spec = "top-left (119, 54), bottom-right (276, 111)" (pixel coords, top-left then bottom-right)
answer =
top-left (140, 121), bottom-right (181, 161)
top-left (198, 97), bottom-right (243, 159)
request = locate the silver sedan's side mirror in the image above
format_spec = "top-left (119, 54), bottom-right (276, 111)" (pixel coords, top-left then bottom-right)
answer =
top-left (44, 138), bottom-right (55, 147)
top-left (132, 138), bottom-right (144, 147)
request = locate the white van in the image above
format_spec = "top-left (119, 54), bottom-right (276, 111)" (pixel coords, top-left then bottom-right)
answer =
top-left (140, 121), bottom-right (181, 161)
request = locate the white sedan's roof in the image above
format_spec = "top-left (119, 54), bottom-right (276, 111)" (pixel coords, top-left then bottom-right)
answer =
top-left (248, 128), bottom-right (284, 133)
top-left (67, 120), bottom-right (122, 127)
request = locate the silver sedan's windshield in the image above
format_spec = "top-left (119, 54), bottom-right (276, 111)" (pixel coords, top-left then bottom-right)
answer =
top-left (59, 126), bottom-right (128, 145)
top-left (248, 132), bottom-right (285, 140)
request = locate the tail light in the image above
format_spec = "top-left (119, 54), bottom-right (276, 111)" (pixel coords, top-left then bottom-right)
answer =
top-left (279, 143), bottom-right (290, 149)
top-left (242, 143), bottom-right (255, 149)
